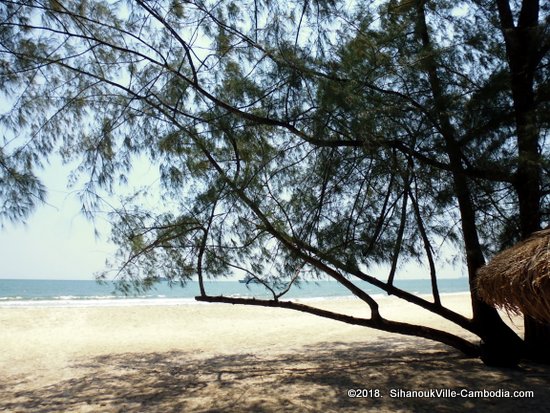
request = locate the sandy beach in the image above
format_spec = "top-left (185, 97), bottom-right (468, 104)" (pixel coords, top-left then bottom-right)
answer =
top-left (1, 293), bottom-right (549, 412)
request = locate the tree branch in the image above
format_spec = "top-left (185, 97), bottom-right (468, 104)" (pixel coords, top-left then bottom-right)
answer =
top-left (195, 295), bottom-right (480, 357)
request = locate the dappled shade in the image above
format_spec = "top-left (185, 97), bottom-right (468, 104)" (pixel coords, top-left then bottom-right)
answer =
top-left (476, 229), bottom-right (550, 322)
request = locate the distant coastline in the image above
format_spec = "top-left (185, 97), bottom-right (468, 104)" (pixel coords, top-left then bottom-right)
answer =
top-left (0, 278), bottom-right (470, 308)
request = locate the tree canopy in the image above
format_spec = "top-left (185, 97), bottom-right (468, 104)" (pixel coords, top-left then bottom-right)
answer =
top-left (1, 0), bottom-right (549, 365)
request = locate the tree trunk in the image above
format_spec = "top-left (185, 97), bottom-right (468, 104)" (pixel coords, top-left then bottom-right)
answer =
top-left (415, 2), bottom-right (523, 366)
top-left (496, 0), bottom-right (550, 364)
top-left (524, 317), bottom-right (550, 363)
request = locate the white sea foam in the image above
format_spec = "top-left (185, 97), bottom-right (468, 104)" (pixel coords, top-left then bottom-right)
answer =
top-left (0, 290), bottom-right (471, 309)
top-left (0, 297), bottom-right (201, 308)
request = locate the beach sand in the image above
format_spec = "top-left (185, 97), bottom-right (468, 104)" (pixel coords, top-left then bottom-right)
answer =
top-left (1, 293), bottom-right (549, 412)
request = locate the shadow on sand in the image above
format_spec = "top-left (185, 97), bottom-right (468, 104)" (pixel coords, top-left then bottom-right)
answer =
top-left (2, 338), bottom-right (550, 412)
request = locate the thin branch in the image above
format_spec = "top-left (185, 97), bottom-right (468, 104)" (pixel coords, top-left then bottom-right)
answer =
top-left (408, 176), bottom-right (441, 306)
top-left (387, 167), bottom-right (410, 286)
top-left (134, 0), bottom-right (199, 85)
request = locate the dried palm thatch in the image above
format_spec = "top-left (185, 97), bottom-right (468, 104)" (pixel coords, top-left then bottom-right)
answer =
top-left (476, 228), bottom-right (550, 323)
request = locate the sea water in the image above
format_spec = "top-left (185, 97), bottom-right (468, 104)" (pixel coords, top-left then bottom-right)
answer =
top-left (0, 278), bottom-right (469, 308)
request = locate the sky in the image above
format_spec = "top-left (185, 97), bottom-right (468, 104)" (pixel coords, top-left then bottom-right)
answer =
top-left (0, 1), bottom-right (472, 281)
top-left (0, 159), bottom-right (118, 280)
top-left (0, 154), bottom-right (467, 280)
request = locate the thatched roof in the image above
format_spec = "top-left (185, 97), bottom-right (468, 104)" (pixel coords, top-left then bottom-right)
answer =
top-left (476, 228), bottom-right (550, 323)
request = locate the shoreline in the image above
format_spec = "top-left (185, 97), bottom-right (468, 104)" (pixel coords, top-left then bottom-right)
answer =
top-left (2, 293), bottom-right (545, 412)
top-left (0, 290), bottom-right (472, 309)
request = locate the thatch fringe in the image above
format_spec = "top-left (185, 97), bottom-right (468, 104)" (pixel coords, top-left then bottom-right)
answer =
top-left (475, 229), bottom-right (550, 323)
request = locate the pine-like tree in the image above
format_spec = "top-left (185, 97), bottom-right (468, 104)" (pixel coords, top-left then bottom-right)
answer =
top-left (1, 0), bottom-right (548, 366)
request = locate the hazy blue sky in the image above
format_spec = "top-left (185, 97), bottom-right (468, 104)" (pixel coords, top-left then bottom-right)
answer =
top-left (0, 160), bottom-right (117, 280)
top-left (0, 3), bottom-right (473, 282)
top-left (0, 157), bottom-right (467, 281)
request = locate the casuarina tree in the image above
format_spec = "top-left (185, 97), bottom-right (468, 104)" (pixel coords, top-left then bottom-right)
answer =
top-left (1, 0), bottom-right (548, 366)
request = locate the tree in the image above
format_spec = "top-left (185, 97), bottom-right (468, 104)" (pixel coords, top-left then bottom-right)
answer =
top-left (0, 0), bottom-right (548, 366)
top-left (493, 0), bottom-right (550, 363)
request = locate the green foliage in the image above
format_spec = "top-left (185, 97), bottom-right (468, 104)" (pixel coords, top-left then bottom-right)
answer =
top-left (0, 148), bottom-right (46, 225)
top-left (0, 0), bottom-right (548, 297)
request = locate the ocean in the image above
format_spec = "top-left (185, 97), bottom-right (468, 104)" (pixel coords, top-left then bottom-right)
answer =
top-left (0, 278), bottom-right (470, 308)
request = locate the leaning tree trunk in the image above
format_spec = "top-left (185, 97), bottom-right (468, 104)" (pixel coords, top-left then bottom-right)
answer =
top-left (415, 2), bottom-right (523, 366)
top-left (496, 0), bottom-right (550, 364)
